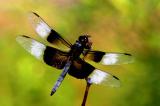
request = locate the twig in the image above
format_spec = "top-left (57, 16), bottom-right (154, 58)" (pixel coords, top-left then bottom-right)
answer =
top-left (81, 80), bottom-right (92, 106)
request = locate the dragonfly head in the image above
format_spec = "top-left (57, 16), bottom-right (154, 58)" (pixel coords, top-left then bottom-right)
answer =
top-left (78, 35), bottom-right (92, 49)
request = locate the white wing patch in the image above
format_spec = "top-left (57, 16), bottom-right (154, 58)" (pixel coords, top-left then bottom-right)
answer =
top-left (89, 69), bottom-right (107, 84)
top-left (102, 54), bottom-right (118, 65)
top-left (35, 21), bottom-right (51, 38)
top-left (89, 69), bottom-right (120, 87)
top-left (31, 40), bottom-right (46, 59)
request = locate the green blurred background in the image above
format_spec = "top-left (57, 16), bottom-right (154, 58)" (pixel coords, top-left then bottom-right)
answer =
top-left (0, 0), bottom-right (160, 106)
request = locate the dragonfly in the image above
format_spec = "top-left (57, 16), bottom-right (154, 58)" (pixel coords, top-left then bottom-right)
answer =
top-left (16, 12), bottom-right (133, 106)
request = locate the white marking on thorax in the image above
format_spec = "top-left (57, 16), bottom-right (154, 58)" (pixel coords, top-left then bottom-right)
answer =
top-left (75, 41), bottom-right (82, 47)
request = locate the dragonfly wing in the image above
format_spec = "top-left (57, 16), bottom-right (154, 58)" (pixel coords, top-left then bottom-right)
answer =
top-left (84, 50), bottom-right (133, 65)
top-left (68, 58), bottom-right (120, 87)
top-left (29, 12), bottom-right (72, 48)
top-left (16, 35), bottom-right (69, 69)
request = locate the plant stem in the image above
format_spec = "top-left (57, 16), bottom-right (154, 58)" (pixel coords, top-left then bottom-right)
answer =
top-left (81, 81), bottom-right (91, 106)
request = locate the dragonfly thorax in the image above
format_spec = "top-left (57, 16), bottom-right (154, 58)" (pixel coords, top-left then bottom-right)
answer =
top-left (69, 35), bottom-right (92, 60)
top-left (69, 40), bottom-right (84, 60)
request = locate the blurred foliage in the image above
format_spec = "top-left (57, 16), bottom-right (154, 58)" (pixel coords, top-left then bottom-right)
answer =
top-left (0, 0), bottom-right (160, 106)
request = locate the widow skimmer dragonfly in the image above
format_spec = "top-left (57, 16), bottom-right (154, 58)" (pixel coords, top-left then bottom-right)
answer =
top-left (16, 12), bottom-right (133, 106)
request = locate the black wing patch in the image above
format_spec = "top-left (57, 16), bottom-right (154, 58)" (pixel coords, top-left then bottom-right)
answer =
top-left (84, 50), bottom-right (133, 65)
top-left (43, 46), bottom-right (68, 69)
top-left (29, 12), bottom-right (72, 48)
top-left (68, 59), bottom-right (95, 79)
top-left (16, 35), bottom-right (68, 69)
